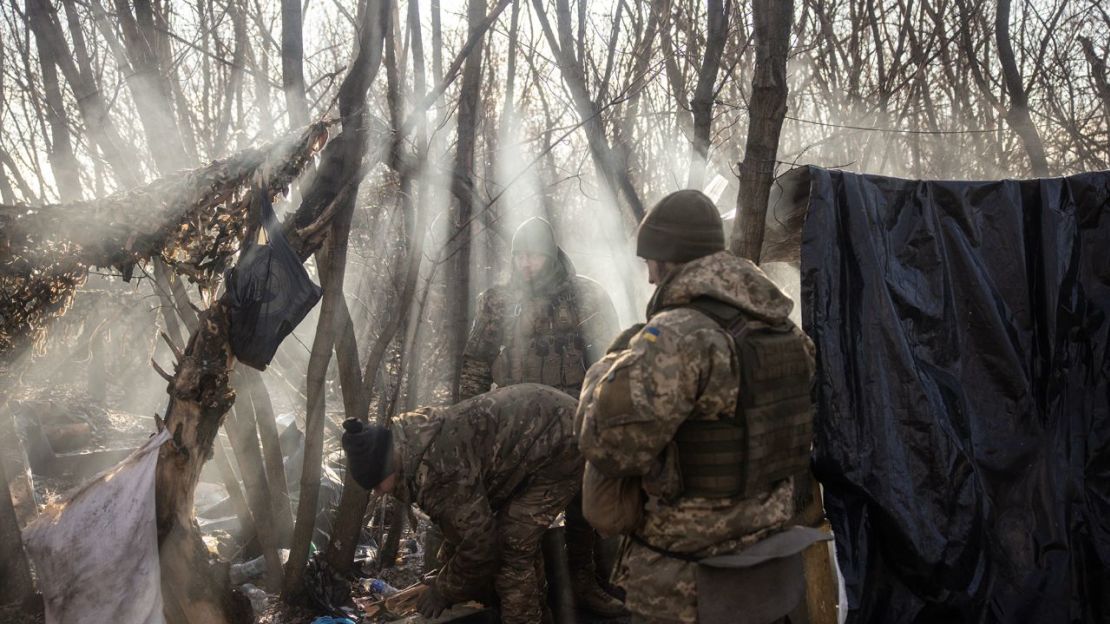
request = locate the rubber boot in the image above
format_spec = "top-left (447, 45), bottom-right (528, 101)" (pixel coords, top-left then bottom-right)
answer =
top-left (540, 528), bottom-right (572, 624)
top-left (565, 497), bottom-right (627, 618)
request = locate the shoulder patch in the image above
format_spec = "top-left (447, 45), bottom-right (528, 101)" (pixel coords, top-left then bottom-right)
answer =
top-left (643, 326), bottom-right (661, 342)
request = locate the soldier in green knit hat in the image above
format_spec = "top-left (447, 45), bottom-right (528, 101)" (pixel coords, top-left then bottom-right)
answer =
top-left (578, 189), bottom-right (821, 624)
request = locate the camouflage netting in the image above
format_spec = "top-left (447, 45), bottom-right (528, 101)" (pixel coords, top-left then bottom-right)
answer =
top-left (0, 121), bottom-right (332, 355)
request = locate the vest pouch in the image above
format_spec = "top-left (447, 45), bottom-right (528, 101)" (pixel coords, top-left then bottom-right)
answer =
top-left (581, 461), bottom-right (643, 538)
top-left (677, 297), bottom-right (815, 501)
top-left (695, 526), bottom-right (830, 624)
top-left (674, 419), bottom-right (746, 498)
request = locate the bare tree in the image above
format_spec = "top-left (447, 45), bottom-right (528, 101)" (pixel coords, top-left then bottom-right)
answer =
top-left (0, 414), bottom-right (34, 606)
top-left (282, 0), bottom-right (390, 600)
top-left (445, 0), bottom-right (489, 401)
top-left (530, 0), bottom-right (644, 222)
top-left (731, 0), bottom-right (792, 262)
top-left (31, 6), bottom-right (80, 200)
top-left (26, 0), bottom-right (141, 186)
top-left (995, 0), bottom-right (1049, 177)
top-left (282, 0), bottom-right (310, 126)
top-left (689, 0), bottom-right (730, 188)
top-left (1079, 36), bottom-right (1110, 140)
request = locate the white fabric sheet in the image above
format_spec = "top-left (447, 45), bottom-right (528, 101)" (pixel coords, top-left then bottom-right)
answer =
top-left (23, 429), bottom-right (170, 624)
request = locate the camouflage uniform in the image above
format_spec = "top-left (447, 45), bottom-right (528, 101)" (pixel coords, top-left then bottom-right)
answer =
top-left (577, 251), bottom-right (814, 623)
top-left (458, 250), bottom-right (619, 399)
top-left (457, 224), bottom-right (625, 616)
top-left (391, 384), bottom-right (582, 624)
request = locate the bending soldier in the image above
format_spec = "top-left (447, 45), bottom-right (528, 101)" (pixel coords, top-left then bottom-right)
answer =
top-left (458, 216), bottom-right (624, 616)
top-left (341, 384), bottom-right (582, 624)
top-left (577, 190), bottom-right (822, 624)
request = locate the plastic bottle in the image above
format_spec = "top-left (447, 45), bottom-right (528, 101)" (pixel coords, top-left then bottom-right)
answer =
top-left (367, 578), bottom-right (399, 596)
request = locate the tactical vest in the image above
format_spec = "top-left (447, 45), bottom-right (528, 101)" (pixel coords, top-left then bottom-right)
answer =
top-left (673, 297), bottom-right (814, 500)
top-left (491, 287), bottom-right (589, 393)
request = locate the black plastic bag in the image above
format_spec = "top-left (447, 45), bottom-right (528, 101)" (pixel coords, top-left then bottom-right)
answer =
top-left (225, 188), bottom-right (321, 370)
top-left (800, 167), bottom-right (1110, 623)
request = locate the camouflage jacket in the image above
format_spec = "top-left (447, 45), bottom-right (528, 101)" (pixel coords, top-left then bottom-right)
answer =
top-left (576, 251), bottom-right (814, 622)
top-left (391, 384), bottom-right (582, 602)
top-left (459, 251), bottom-right (619, 398)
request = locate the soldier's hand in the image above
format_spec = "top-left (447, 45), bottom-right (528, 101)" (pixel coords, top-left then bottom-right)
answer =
top-left (606, 323), bottom-right (646, 353)
top-left (416, 583), bottom-right (450, 619)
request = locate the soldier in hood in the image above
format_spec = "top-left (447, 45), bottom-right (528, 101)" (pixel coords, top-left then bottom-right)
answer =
top-left (458, 217), bottom-right (625, 617)
top-left (459, 216), bottom-right (619, 398)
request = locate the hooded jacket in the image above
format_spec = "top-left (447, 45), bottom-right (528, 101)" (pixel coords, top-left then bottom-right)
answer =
top-left (576, 251), bottom-right (814, 623)
top-left (460, 250), bottom-right (619, 398)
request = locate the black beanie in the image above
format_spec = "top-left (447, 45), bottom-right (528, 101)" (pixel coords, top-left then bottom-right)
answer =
top-left (636, 190), bottom-right (725, 262)
top-left (511, 217), bottom-right (558, 259)
top-left (341, 418), bottom-right (393, 491)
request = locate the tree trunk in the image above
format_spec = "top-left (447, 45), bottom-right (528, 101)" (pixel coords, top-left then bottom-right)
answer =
top-left (282, 187), bottom-right (356, 599)
top-left (243, 369), bottom-right (295, 546)
top-left (281, 0), bottom-right (390, 600)
top-left (0, 441), bottom-right (34, 606)
top-left (151, 122), bottom-right (334, 624)
top-left (323, 2), bottom-right (432, 570)
top-left (155, 304), bottom-right (250, 624)
top-left (499, 0), bottom-right (521, 135)
top-left (1079, 36), bottom-right (1110, 157)
top-left (689, 0), bottom-right (729, 189)
top-left (224, 396), bottom-right (285, 589)
top-left (730, 0), bottom-right (792, 263)
top-left (109, 0), bottom-right (192, 171)
top-left (282, 0), bottom-right (311, 127)
top-left (994, 0), bottom-right (1049, 177)
top-left (446, 0), bottom-right (488, 401)
top-left (214, 1), bottom-right (249, 156)
top-left (33, 22), bottom-right (80, 201)
top-left (213, 437), bottom-right (258, 550)
top-left (333, 300), bottom-right (368, 423)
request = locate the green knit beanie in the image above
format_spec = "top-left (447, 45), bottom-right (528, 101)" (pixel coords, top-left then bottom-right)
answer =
top-left (636, 190), bottom-right (725, 262)
top-left (511, 217), bottom-right (558, 259)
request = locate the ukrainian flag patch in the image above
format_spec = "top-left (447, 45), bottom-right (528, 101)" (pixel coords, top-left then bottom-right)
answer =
top-left (643, 326), bottom-right (661, 342)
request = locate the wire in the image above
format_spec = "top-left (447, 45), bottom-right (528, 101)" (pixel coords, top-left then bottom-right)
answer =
top-left (785, 114), bottom-right (1004, 135)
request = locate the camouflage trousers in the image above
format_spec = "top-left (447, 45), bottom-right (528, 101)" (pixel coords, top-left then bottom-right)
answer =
top-left (619, 540), bottom-right (795, 624)
top-left (440, 454), bottom-right (581, 624)
top-left (493, 453), bottom-right (580, 624)
top-left (617, 542), bottom-right (699, 623)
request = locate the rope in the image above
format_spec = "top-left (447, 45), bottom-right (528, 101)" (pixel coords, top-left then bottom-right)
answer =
top-left (785, 114), bottom-right (1004, 135)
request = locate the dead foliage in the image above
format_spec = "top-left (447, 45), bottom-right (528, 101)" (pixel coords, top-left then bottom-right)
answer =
top-left (0, 122), bottom-right (331, 356)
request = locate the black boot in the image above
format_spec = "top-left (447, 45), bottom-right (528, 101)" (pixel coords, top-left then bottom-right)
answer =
top-left (565, 497), bottom-right (626, 618)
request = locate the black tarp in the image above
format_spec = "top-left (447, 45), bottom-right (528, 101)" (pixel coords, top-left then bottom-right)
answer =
top-left (226, 189), bottom-right (321, 370)
top-left (800, 167), bottom-right (1110, 623)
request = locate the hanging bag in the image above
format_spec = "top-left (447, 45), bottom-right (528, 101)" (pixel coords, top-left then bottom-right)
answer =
top-left (225, 185), bottom-right (322, 370)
